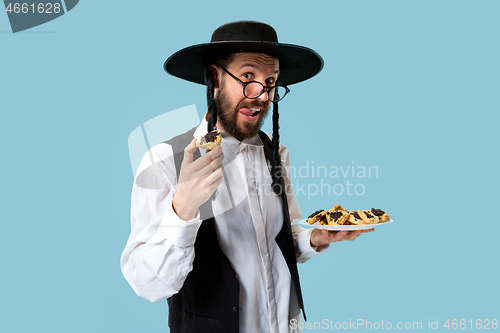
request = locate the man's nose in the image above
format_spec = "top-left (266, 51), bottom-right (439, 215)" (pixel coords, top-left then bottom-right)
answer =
top-left (256, 87), bottom-right (269, 102)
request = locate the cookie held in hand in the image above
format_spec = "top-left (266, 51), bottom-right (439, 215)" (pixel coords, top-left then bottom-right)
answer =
top-left (196, 130), bottom-right (222, 150)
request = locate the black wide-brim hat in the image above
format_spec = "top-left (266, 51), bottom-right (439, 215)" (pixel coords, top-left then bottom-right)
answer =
top-left (164, 21), bottom-right (324, 85)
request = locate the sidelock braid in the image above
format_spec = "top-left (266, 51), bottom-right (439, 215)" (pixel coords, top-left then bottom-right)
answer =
top-left (270, 101), bottom-right (283, 195)
top-left (205, 66), bottom-right (217, 132)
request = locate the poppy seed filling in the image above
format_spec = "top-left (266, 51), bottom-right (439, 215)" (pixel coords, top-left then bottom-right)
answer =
top-left (203, 131), bottom-right (219, 143)
top-left (308, 210), bottom-right (324, 219)
top-left (370, 208), bottom-right (385, 216)
top-left (328, 211), bottom-right (343, 221)
top-left (351, 212), bottom-right (362, 220)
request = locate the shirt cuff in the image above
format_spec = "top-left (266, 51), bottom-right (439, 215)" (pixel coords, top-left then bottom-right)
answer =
top-left (157, 198), bottom-right (202, 248)
top-left (296, 228), bottom-right (329, 262)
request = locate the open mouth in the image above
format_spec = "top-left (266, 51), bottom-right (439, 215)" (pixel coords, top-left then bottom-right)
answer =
top-left (249, 107), bottom-right (260, 117)
top-left (239, 107), bottom-right (261, 120)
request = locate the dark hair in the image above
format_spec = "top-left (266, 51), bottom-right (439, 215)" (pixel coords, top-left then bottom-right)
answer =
top-left (270, 101), bottom-right (282, 195)
top-left (205, 66), bottom-right (217, 132)
top-left (205, 53), bottom-right (236, 132)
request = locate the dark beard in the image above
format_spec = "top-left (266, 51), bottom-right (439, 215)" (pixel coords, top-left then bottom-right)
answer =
top-left (214, 82), bottom-right (270, 141)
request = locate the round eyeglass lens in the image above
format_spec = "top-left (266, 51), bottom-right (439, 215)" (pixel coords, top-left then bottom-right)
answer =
top-left (270, 85), bottom-right (287, 102)
top-left (244, 82), bottom-right (286, 101)
top-left (244, 82), bottom-right (266, 98)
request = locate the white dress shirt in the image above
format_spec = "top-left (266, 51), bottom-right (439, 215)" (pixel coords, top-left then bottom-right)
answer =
top-left (121, 117), bottom-right (328, 333)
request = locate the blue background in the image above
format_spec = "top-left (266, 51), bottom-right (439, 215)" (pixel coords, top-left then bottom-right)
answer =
top-left (1, 1), bottom-right (499, 332)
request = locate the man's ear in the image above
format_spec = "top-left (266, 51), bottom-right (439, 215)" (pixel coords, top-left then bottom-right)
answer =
top-left (209, 64), bottom-right (220, 89)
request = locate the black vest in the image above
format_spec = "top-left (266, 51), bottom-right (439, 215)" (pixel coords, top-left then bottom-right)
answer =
top-left (164, 127), bottom-right (306, 332)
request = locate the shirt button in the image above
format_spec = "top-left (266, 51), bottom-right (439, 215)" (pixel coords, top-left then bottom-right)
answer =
top-left (232, 305), bottom-right (238, 313)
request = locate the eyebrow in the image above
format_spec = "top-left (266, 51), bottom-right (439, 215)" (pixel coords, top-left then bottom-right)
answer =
top-left (239, 63), bottom-right (280, 75)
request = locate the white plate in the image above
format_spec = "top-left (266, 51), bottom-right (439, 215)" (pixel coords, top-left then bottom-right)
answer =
top-left (295, 219), bottom-right (394, 231)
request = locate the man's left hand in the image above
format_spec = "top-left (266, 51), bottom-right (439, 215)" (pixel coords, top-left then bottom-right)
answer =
top-left (310, 228), bottom-right (374, 248)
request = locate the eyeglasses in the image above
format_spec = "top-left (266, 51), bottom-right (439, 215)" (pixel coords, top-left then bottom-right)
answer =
top-left (217, 64), bottom-right (290, 102)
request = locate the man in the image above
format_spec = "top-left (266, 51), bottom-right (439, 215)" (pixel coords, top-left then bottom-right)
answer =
top-left (121, 21), bottom-right (373, 333)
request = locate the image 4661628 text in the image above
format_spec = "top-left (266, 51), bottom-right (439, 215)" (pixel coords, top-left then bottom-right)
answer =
top-left (3, 0), bottom-right (79, 33)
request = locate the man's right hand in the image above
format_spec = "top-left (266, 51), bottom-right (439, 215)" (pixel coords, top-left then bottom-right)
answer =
top-left (172, 138), bottom-right (224, 221)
